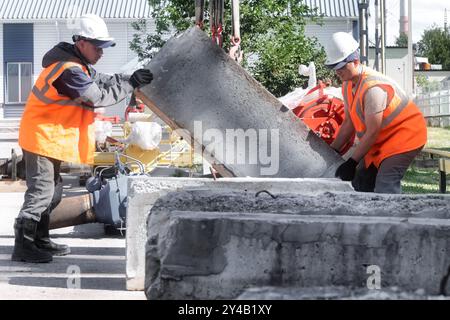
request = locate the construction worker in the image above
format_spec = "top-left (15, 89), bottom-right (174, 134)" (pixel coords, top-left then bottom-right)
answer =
top-left (326, 32), bottom-right (427, 194)
top-left (12, 14), bottom-right (153, 263)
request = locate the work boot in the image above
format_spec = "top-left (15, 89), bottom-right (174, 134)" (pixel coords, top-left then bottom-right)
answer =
top-left (11, 218), bottom-right (53, 263)
top-left (35, 214), bottom-right (70, 256)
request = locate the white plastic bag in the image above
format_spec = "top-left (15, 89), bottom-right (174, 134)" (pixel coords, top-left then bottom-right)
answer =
top-left (94, 120), bottom-right (113, 143)
top-left (299, 62), bottom-right (317, 88)
top-left (279, 62), bottom-right (343, 109)
top-left (278, 87), bottom-right (309, 110)
top-left (279, 62), bottom-right (317, 110)
top-left (124, 122), bottom-right (162, 150)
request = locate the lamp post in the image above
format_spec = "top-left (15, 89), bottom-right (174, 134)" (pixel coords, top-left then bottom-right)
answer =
top-left (407, 0), bottom-right (414, 96)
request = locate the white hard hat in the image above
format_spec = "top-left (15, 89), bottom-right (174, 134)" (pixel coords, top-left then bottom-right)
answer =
top-left (73, 14), bottom-right (116, 48)
top-left (325, 32), bottom-right (359, 68)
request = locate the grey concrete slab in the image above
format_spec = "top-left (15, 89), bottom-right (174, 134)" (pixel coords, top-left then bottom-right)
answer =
top-left (236, 286), bottom-right (450, 300)
top-left (136, 27), bottom-right (343, 178)
top-left (125, 176), bottom-right (353, 290)
top-left (144, 190), bottom-right (450, 299)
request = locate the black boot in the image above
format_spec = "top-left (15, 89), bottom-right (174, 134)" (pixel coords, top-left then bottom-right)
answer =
top-left (11, 218), bottom-right (53, 263)
top-left (35, 213), bottom-right (71, 256)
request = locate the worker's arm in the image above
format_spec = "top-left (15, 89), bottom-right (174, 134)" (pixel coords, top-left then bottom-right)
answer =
top-left (53, 68), bottom-right (152, 108)
top-left (330, 116), bottom-right (355, 153)
top-left (53, 67), bottom-right (133, 108)
top-left (88, 70), bottom-right (136, 107)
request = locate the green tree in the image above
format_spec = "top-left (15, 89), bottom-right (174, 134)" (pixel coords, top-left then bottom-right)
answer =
top-left (129, 0), bottom-right (337, 97)
top-left (417, 25), bottom-right (450, 70)
top-left (395, 32), bottom-right (408, 47)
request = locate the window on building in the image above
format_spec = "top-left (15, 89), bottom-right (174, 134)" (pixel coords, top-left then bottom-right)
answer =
top-left (6, 62), bottom-right (32, 104)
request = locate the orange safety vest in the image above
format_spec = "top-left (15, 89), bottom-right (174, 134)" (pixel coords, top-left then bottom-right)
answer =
top-left (19, 61), bottom-right (96, 164)
top-left (342, 66), bottom-right (427, 168)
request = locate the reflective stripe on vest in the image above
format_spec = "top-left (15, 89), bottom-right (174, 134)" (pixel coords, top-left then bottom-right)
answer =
top-left (19, 61), bottom-right (96, 164)
top-left (342, 66), bottom-right (427, 168)
top-left (31, 62), bottom-right (94, 110)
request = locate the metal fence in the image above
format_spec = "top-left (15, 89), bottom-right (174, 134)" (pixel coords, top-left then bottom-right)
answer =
top-left (415, 81), bottom-right (450, 127)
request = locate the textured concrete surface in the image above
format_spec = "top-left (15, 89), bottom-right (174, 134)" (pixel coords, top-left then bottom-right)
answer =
top-left (137, 27), bottom-right (343, 178)
top-left (125, 176), bottom-right (353, 290)
top-left (236, 287), bottom-right (450, 300)
top-left (145, 190), bottom-right (450, 299)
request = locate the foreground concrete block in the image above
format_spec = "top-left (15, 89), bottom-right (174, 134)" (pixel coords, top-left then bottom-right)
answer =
top-left (136, 27), bottom-right (343, 178)
top-left (236, 287), bottom-right (450, 300)
top-left (145, 190), bottom-right (450, 299)
top-left (125, 176), bottom-right (353, 290)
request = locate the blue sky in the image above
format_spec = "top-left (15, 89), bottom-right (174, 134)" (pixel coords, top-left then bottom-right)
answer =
top-left (368, 0), bottom-right (448, 45)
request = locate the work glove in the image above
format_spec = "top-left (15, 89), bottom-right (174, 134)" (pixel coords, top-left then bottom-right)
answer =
top-left (335, 158), bottom-right (358, 181)
top-left (129, 69), bottom-right (153, 89)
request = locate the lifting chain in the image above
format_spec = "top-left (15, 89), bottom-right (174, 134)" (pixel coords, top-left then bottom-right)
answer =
top-left (209, 0), bottom-right (224, 47)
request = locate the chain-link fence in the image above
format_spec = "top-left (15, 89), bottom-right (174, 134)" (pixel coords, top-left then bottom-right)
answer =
top-left (415, 81), bottom-right (450, 127)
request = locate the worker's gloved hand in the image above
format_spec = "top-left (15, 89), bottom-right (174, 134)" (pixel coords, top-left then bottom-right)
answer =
top-left (335, 158), bottom-right (358, 181)
top-left (129, 69), bottom-right (153, 89)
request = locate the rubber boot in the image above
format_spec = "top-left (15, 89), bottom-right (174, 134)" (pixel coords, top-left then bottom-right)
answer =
top-left (35, 213), bottom-right (70, 256)
top-left (11, 218), bottom-right (53, 263)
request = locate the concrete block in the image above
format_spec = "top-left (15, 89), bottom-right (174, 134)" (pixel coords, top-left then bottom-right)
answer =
top-left (136, 27), bottom-right (343, 178)
top-left (125, 176), bottom-right (353, 290)
top-left (144, 190), bottom-right (450, 299)
top-left (236, 287), bottom-right (450, 300)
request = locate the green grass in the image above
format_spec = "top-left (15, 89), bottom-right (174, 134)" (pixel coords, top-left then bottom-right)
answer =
top-left (401, 167), bottom-right (448, 194)
top-left (400, 127), bottom-right (450, 194)
top-left (425, 127), bottom-right (450, 151)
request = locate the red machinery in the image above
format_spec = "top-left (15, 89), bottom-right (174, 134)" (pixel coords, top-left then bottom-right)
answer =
top-left (292, 81), bottom-right (355, 155)
top-left (124, 96), bottom-right (146, 121)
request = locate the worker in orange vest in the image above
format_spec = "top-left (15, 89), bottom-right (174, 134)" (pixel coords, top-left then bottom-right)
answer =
top-left (12, 14), bottom-right (153, 263)
top-left (325, 32), bottom-right (427, 194)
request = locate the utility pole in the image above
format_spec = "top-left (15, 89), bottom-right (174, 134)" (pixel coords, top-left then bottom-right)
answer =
top-left (375, 0), bottom-right (380, 71)
top-left (374, 0), bottom-right (386, 73)
top-left (381, 0), bottom-right (386, 74)
top-left (407, 0), bottom-right (414, 96)
top-left (358, 0), bottom-right (370, 66)
top-left (445, 8), bottom-right (448, 34)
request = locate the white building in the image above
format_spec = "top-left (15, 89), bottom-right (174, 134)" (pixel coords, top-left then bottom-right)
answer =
top-left (368, 47), bottom-right (409, 91)
top-left (304, 0), bottom-right (359, 45)
top-left (0, 0), bottom-right (153, 119)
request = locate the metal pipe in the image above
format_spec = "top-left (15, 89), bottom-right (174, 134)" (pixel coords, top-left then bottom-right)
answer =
top-left (375, 0), bottom-right (380, 71)
top-left (407, 0), bottom-right (414, 96)
top-left (381, 0), bottom-right (386, 74)
top-left (11, 149), bottom-right (17, 181)
top-left (358, 1), bottom-right (370, 65)
top-left (231, 0), bottom-right (240, 42)
top-left (49, 193), bottom-right (96, 230)
top-left (365, 3), bottom-right (370, 65)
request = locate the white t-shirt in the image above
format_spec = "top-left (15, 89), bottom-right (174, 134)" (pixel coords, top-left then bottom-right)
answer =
top-left (346, 85), bottom-right (388, 117)
top-left (363, 86), bottom-right (388, 115)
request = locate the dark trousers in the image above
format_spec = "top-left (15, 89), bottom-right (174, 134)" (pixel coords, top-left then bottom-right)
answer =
top-left (352, 147), bottom-right (423, 194)
top-left (18, 150), bottom-right (63, 222)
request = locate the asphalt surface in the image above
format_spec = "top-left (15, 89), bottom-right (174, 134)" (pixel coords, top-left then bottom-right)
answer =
top-left (0, 175), bottom-right (145, 300)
